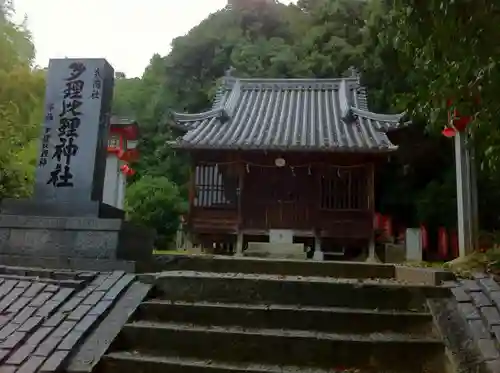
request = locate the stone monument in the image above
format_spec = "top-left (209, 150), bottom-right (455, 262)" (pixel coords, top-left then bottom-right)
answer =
top-left (405, 228), bottom-right (423, 261)
top-left (0, 58), bottom-right (153, 267)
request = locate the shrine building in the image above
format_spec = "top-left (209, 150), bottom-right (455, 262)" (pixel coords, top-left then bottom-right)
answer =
top-left (171, 71), bottom-right (406, 258)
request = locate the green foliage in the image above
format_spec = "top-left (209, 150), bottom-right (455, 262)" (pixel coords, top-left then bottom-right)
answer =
top-left (415, 169), bottom-right (457, 228)
top-left (110, 0), bottom-right (500, 234)
top-left (125, 176), bottom-right (187, 245)
top-left (379, 0), bottom-right (500, 167)
top-left (0, 2), bottom-right (44, 200)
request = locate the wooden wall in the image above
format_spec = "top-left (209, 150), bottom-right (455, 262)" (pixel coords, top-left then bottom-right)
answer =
top-left (187, 150), bottom-right (385, 240)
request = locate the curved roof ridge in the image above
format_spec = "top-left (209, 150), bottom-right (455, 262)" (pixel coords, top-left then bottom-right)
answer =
top-left (222, 79), bottom-right (241, 117)
top-left (370, 128), bottom-right (399, 150)
top-left (238, 77), bottom-right (357, 83)
top-left (350, 107), bottom-right (406, 123)
top-left (172, 107), bottom-right (227, 123)
top-left (222, 76), bottom-right (359, 89)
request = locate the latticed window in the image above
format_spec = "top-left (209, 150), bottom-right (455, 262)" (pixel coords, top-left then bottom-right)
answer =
top-left (194, 165), bottom-right (238, 207)
top-left (320, 166), bottom-right (368, 210)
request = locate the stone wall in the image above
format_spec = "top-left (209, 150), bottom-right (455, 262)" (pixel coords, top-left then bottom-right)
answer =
top-left (445, 274), bottom-right (500, 372)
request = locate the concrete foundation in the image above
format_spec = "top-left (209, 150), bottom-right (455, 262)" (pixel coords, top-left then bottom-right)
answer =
top-left (0, 214), bottom-right (153, 262)
top-left (1, 198), bottom-right (124, 219)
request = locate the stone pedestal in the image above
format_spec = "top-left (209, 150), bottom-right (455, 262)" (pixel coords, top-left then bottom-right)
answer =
top-left (313, 235), bottom-right (323, 261)
top-left (0, 214), bottom-right (153, 262)
top-left (245, 243), bottom-right (306, 260)
top-left (1, 198), bottom-right (124, 219)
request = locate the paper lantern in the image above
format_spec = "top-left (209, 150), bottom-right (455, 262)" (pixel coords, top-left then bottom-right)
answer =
top-left (442, 127), bottom-right (456, 138)
top-left (120, 164), bottom-right (135, 176)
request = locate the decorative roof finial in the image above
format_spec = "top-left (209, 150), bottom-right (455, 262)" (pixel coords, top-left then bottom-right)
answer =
top-left (225, 66), bottom-right (236, 77)
top-left (348, 66), bottom-right (359, 78)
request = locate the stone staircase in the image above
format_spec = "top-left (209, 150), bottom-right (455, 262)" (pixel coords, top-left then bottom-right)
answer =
top-left (98, 261), bottom-right (450, 373)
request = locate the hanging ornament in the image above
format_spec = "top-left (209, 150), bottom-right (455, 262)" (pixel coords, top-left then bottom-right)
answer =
top-left (120, 164), bottom-right (136, 176)
top-left (442, 127), bottom-right (456, 138)
top-left (444, 98), bottom-right (472, 136)
top-left (275, 157), bottom-right (286, 167)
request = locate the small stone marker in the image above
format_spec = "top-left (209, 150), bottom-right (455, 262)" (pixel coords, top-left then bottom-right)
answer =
top-left (34, 58), bottom-right (114, 204)
top-left (405, 228), bottom-right (423, 261)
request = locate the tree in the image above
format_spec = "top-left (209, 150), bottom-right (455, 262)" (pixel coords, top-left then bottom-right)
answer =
top-left (371, 0), bottom-right (500, 228)
top-left (125, 176), bottom-right (187, 247)
top-left (380, 0), bottom-right (500, 166)
top-left (0, 2), bottom-right (44, 200)
top-left (111, 0), bottom-right (500, 234)
top-left (295, 0), bottom-right (367, 77)
top-left (384, 0), bottom-right (499, 120)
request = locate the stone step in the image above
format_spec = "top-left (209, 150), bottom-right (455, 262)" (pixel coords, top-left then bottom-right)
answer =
top-left (136, 300), bottom-right (435, 335)
top-left (115, 321), bottom-right (445, 371)
top-left (101, 351), bottom-right (409, 373)
top-left (145, 255), bottom-right (396, 279)
top-left (153, 271), bottom-right (448, 311)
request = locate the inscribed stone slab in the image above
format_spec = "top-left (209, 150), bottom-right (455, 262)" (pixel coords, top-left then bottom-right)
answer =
top-left (34, 58), bottom-right (114, 204)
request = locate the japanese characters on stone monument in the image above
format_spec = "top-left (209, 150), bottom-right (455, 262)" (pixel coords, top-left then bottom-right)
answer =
top-left (35, 58), bottom-right (114, 204)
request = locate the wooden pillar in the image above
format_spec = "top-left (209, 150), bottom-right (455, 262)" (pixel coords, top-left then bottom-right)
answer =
top-left (455, 132), bottom-right (478, 256)
top-left (366, 163), bottom-right (378, 262)
top-left (313, 233), bottom-right (323, 261)
top-left (311, 164), bottom-right (322, 260)
top-left (185, 160), bottom-right (196, 250)
top-left (368, 162), bottom-right (375, 212)
top-left (470, 145), bottom-right (480, 253)
top-left (235, 160), bottom-right (245, 256)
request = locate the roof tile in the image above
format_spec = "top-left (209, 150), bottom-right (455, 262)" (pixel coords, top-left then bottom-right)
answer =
top-left (172, 77), bottom-right (406, 152)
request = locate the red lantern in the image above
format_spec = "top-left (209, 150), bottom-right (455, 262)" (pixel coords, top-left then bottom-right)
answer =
top-left (442, 127), bottom-right (456, 138)
top-left (120, 164), bottom-right (136, 176)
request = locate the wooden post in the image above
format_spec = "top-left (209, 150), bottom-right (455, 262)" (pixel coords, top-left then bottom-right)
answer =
top-left (470, 145), bottom-right (480, 252)
top-left (235, 161), bottom-right (245, 256)
top-left (366, 163), bottom-right (378, 262)
top-left (455, 131), bottom-right (478, 256)
top-left (237, 161), bottom-right (244, 228)
top-left (185, 160), bottom-right (196, 250)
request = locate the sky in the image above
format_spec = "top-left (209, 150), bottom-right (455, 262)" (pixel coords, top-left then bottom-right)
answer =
top-left (13, 0), bottom-right (295, 78)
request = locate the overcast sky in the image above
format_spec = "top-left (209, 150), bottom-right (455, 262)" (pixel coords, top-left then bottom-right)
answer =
top-left (13, 0), bottom-right (295, 78)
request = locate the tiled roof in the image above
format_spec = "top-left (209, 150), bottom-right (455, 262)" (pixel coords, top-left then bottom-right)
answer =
top-left (171, 77), bottom-right (407, 152)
